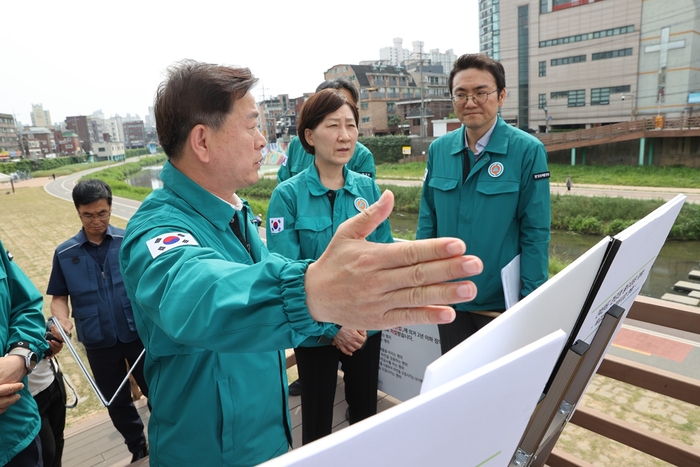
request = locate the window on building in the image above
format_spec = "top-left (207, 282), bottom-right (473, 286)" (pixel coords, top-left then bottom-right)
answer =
top-left (361, 117), bottom-right (370, 123)
top-left (360, 102), bottom-right (368, 110)
top-left (592, 48), bottom-right (633, 61)
top-left (387, 102), bottom-right (395, 112)
top-left (591, 88), bottom-right (610, 105)
top-left (591, 85), bottom-right (631, 105)
top-left (539, 25), bottom-right (634, 48)
top-left (568, 90), bottom-right (585, 107)
top-left (539, 61), bottom-right (546, 77)
top-left (551, 55), bottom-right (586, 66)
top-left (539, 94), bottom-right (547, 109)
top-left (550, 91), bottom-right (565, 99)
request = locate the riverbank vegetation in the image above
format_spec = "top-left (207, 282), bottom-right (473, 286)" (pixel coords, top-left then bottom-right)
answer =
top-left (83, 155), bottom-right (167, 201)
top-left (376, 162), bottom-right (700, 189)
top-left (40, 159), bottom-right (700, 241)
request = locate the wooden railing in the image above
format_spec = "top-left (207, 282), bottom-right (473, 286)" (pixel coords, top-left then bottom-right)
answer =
top-left (546, 296), bottom-right (700, 467)
top-left (536, 116), bottom-right (700, 151)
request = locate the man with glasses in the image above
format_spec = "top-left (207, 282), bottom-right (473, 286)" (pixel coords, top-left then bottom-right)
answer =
top-left (417, 53), bottom-right (551, 354)
top-left (47, 179), bottom-right (149, 462)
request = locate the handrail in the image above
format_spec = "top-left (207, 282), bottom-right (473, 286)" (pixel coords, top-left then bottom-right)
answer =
top-left (536, 116), bottom-right (700, 150)
top-left (546, 296), bottom-right (700, 467)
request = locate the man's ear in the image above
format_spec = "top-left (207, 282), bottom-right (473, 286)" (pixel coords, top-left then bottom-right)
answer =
top-left (189, 124), bottom-right (211, 163)
top-left (498, 88), bottom-right (507, 106)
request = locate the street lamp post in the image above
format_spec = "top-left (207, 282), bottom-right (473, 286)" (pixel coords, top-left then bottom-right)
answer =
top-left (620, 93), bottom-right (636, 121)
top-left (542, 104), bottom-right (549, 133)
top-left (419, 42), bottom-right (426, 138)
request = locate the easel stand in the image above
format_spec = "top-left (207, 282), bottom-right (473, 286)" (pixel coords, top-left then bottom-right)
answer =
top-left (510, 304), bottom-right (625, 467)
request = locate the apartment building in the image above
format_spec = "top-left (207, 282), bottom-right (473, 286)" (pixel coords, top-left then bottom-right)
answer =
top-left (66, 116), bottom-right (92, 152)
top-left (55, 130), bottom-right (81, 155)
top-left (123, 120), bottom-right (146, 148)
top-left (30, 104), bottom-right (52, 128)
top-left (0, 113), bottom-right (22, 160)
top-left (21, 127), bottom-right (55, 159)
top-left (325, 63), bottom-right (421, 136)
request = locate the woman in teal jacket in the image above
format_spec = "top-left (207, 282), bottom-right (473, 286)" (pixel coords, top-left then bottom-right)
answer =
top-left (277, 78), bottom-right (375, 182)
top-left (267, 89), bottom-right (393, 445)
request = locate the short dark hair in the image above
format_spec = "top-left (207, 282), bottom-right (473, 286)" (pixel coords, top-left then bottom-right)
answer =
top-left (72, 179), bottom-right (112, 209)
top-left (448, 53), bottom-right (506, 95)
top-left (315, 78), bottom-right (359, 105)
top-left (297, 89), bottom-right (360, 155)
top-left (154, 59), bottom-right (259, 160)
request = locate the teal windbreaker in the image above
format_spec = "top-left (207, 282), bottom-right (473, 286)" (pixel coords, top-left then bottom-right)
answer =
top-left (120, 162), bottom-right (334, 466)
top-left (417, 117), bottom-right (551, 311)
top-left (0, 239), bottom-right (48, 465)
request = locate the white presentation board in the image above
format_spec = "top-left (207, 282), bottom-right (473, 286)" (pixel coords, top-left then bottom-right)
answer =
top-left (422, 236), bottom-right (610, 393)
top-left (261, 331), bottom-right (566, 467)
top-left (574, 194), bottom-right (686, 345)
top-left (377, 324), bottom-right (441, 401)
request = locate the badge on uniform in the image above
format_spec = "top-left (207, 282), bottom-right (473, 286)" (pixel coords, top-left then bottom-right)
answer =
top-left (488, 162), bottom-right (504, 178)
top-left (269, 217), bottom-right (284, 233)
top-left (146, 232), bottom-right (199, 259)
top-left (354, 197), bottom-right (369, 212)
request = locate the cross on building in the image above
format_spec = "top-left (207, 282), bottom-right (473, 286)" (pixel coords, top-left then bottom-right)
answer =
top-left (644, 27), bottom-right (686, 102)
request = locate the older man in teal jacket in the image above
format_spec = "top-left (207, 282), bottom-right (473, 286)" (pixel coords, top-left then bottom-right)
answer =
top-left (1, 239), bottom-right (48, 467)
top-left (418, 53), bottom-right (551, 355)
top-left (119, 60), bottom-right (484, 466)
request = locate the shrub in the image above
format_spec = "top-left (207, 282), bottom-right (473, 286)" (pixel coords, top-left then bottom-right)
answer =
top-left (358, 135), bottom-right (411, 164)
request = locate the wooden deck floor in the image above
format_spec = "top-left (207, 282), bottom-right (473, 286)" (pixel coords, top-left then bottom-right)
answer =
top-left (61, 375), bottom-right (400, 467)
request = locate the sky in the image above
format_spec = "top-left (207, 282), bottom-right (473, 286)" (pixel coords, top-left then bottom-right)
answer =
top-left (3, 0), bottom-right (479, 126)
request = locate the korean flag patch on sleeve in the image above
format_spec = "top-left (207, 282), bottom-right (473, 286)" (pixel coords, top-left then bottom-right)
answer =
top-left (269, 217), bottom-right (284, 234)
top-left (146, 232), bottom-right (199, 259)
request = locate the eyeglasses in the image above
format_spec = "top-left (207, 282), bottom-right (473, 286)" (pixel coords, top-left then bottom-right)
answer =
top-left (451, 89), bottom-right (499, 106)
top-left (79, 211), bottom-right (111, 221)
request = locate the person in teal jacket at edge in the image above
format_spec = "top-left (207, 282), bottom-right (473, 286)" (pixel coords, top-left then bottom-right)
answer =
top-left (118, 59), bottom-right (484, 467)
top-left (1, 238), bottom-right (49, 467)
top-left (417, 53), bottom-right (551, 356)
top-left (267, 89), bottom-right (393, 445)
top-left (277, 77), bottom-right (375, 183)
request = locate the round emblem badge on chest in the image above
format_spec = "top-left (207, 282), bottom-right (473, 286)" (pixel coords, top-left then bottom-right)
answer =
top-left (354, 197), bottom-right (369, 212)
top-left (488, 162), bottom-right (504, 178)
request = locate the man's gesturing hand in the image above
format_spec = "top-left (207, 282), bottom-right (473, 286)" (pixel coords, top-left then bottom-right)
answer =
top-left (305, 190), bottom-right (483, 330)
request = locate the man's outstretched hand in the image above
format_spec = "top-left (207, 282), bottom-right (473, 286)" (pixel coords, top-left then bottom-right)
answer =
top-left (306, 190), bottom-right (482, 330)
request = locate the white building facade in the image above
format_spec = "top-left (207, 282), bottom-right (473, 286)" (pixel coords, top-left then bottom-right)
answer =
top-left (486, 0), bottom-right (700, 132)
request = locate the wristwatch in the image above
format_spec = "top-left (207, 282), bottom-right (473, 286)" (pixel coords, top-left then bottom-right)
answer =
top-left (6, 341), bottom-right (38, 374)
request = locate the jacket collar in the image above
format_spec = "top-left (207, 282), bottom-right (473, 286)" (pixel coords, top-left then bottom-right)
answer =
top-left (303, 163), bottom-right (363, 198)
top-left (77, 224), bottom-right (118, 247)
top-left (159, 161), bottom-right (235, 232)
top-left (450, 117), bottom-right (510, 157)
